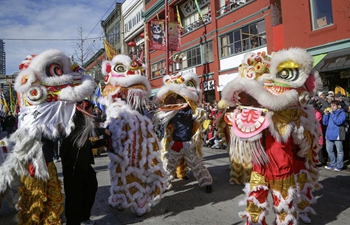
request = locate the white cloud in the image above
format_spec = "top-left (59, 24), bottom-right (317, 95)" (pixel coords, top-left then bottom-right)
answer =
top-left (0, 0), bottom-right (119, 75)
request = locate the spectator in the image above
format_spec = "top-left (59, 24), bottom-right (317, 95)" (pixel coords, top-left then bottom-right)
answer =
top-left (93, 107), bottom-right (106, 128)
top-left (317, 91), bottom-right (329, 111)
top-left (334, 93), bottom-right (349, 112)
top-left (326, 95), bottom-right (334, 105)
top-left (322, 100), bottom-right (347, 171)
top-left (5, 111), bottom-right (16, 137)
top-left (204, 124), bottom-right (216, 147)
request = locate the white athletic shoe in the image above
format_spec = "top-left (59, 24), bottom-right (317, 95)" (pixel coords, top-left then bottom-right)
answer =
top-left (81, 219), bottom-right (96, 225)
top-left (299, 212), bottom-right (311, 224)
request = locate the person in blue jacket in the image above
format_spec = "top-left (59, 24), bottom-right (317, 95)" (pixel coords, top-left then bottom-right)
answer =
top-left (322, 100), bottom-right (347, 171)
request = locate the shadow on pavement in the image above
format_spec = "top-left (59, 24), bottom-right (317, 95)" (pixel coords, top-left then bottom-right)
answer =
top-left (311, 172), bottom-right (350, 225)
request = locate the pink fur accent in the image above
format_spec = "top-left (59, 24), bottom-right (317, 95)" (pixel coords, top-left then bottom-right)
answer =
top-left (304, 74), bottom-right (316, 92)
top-left (106, 63), bottom-right (111, 73)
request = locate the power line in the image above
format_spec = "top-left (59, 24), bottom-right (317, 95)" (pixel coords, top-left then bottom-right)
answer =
top-left (83, 0), bottom-right (117, 42)
top-left (74, 0), bottom-right (119, 64)
top-left (0, 37), bottom-right (101, 41)
top-left (1, 31), bottom-right (124, 42)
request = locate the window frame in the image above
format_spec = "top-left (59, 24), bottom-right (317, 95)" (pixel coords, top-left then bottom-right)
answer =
top-left (310, 0), bottom-right (334, 30)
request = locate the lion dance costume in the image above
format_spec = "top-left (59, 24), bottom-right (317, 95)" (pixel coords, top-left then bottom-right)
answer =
top-left (219, 48), bottom-right (322, 224)
top-left (0, 49), bottom-right (94, 224)
top-left (153, 72), bottom-right (213, 193)
top-left (216, 51), bottom-right (272, 185)
top-left (99, 54), bottom-right (167, 216)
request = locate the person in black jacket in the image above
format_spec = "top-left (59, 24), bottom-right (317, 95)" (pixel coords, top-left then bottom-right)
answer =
top-left (5, 111), bottom-right (17, 137)
top-left (60, 100), bottom-right (111, 225)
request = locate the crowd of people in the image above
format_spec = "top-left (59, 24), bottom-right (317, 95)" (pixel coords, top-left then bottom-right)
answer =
top-left (0, 111), bottom-right (18, 138)
top-left (143, 101), bottom-right (227, 149)
top-left (309, 91), bottom-right (350, 171)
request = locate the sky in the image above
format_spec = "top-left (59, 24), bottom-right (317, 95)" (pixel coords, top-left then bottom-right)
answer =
top-left (0, 0), bottom-right (123, 75)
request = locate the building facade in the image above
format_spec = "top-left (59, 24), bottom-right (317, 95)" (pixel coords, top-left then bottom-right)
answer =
top-left (143, 0), bottom-right (350, 102)
top-left (101, 2), bottom-right (123, 54)
top-left (0, 40), bottom-right (5, 75)
top-left (123, 0), bottom-right (145, 63)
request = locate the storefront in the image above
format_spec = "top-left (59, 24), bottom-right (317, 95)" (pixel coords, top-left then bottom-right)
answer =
top-left (203, 79), bottom-right (216, 103)
top-left (313, 47), bottom-right (350, 93)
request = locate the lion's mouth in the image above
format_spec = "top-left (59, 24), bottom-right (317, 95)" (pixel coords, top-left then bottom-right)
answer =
top-left (158, 93), bottom-right (188, 111)
top-left (128, 84), bottom-right (146, 91)
top-left (237, 92), bottom-right (262, 108)
top-left (102, 84), bottom-right (147, 97)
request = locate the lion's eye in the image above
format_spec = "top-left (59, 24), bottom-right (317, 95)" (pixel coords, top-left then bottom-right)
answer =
top-left (114, 64), bottom-right (126, 73)
top-left (187, 80), bottom-right (195, 87)
top-left (277, 68), bottom-right (299, 81)
top-left (46, 63), bottom-right (63, 77)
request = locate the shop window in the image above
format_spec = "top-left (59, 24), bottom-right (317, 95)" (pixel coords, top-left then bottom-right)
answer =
top-left (183, 46), bottom-right (201, 68)
top-left (173, 41), bottom-right (211, 71)
top-left (219, 20), bottom-right (266, 58)
top-left (221, 36), bottom-right (230, 57)
top-left (233, 31), bottom-right (242, 53)
top-left (107, 23), bottom-right (121, 47)
top-left (204, 90), bottom-right (216, 103)
top-left (310, 0), bottom-right (333, 30)
top-left (151, 59), bottom-right (166, 79)
top-left (203, 41), bottom-right (213, 63)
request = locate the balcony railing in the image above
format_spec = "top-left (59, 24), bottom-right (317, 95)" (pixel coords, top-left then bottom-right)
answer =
top-left (218, 0), bottom-right (252, 16)
top-left (181, 13), bottom-right (212, 35)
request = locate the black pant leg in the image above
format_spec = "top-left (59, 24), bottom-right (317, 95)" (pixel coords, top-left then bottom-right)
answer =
top-left (63, 170), bottom-right (85, 225)
top-left (81, 165), bottom-right (98, 221)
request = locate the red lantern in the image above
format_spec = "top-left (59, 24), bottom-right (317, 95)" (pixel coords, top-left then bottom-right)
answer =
top-left (140, 33), bottom-right (144, 38)
top-left (127, 41), bottom-right (136, 47)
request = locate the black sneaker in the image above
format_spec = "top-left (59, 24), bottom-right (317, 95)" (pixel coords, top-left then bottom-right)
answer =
top-left (205, 185), bottom-right (212, 193)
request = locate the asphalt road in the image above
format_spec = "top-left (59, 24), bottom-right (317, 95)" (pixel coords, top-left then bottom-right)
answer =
top-left (1, 146), bottom-right (350, 225)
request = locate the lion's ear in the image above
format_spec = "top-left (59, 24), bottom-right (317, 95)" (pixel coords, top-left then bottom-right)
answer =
top-left (14, 68), bottom-right (37, 93)
top-left (101, 61), bottom-right (112, 76)
top-left (162, 75), bottom-right (171, 84)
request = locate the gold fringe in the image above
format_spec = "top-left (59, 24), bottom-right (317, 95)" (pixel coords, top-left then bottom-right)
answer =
top-left (18, 162), bottom-right (63, 225)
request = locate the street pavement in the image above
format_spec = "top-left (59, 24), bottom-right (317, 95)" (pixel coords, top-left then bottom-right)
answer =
top-left (1, 146), bottom-right (350, 225)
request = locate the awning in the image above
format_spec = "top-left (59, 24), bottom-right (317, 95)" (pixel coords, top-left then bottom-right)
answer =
top-left (313, 48), bottom-right (350, 72)
top-left (312, 53), bottom-right (327, 67)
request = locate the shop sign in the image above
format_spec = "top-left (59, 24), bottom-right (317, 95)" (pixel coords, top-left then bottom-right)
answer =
top-left (340, 70), bottom-right (350, 79)
top-left (178, 67), bottom-right (196, 75)
top-left (203, 80), bottom-right (215, 91)
top-left (180, 0), bottom-right (210, 17)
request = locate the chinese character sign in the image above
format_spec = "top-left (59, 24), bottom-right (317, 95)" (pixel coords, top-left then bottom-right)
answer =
top-left (180, 0), bottom-right (210, 17)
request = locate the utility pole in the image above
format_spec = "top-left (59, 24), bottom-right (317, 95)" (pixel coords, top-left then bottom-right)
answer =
top-left (165, 0), bottom-right (169, 75)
